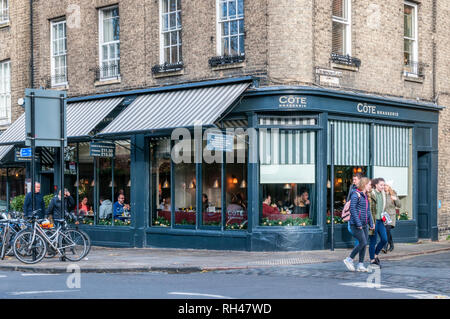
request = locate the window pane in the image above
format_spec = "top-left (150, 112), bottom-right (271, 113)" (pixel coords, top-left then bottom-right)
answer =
top-left (222, 21), bottom-right (229, 36)
top-left (171, 45), bottom-right (178, 63)
top-left (165, 47), bottom-right (171, 63)
top-left (260, 129), bottom-right (316, 226)
top-left (113, 16), bottom-right (120, 41)
top-left (103, 18), bottom-right (113, 42)
top-left (174, 140), bottom-right (196, 226)
top-left (332, 0), bottom-right (346, 19)
top-left (332, 21), bottom-right (345, 55)
top-left (151, 139), bottom-right (171, 227)
top-left (112, 141), bottom-right (131, 226)
top-left (229, 0), bottom-right (236, 18)
top-left (237, 0), bottom-right (244, 16)
top-left (222, 37), bottom-right (229, 55)
top-left (162, 0), bottom-right (168, 14)
top-left (77, 143), bottom-right (96, 222)
top-left (230, 36), bottom-right (238, 55)
top-left (170, 0), bottom-right (176, 12)
top-left (162, 14), bottom-right (168, 31)
top-left (221, 1), bottom-right (227, 20)
top-left (239, 35), bottom-right (244, 54)
top-left (238, 19), bottom-right (244, 34)
top-left (171, 31), bottom-right (178, 45)
top-left (164, 32), bottom-right (170, 47)
top-left (177, 11), bottom-right (182, 28)
top-left (170, 12), bottom-right (176, 29)
top-left (230, 20), bottom-right (238, 35)
top-left (404, 5), bottom-right (414, 38)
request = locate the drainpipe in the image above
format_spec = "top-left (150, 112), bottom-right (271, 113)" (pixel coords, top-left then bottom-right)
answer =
top-left (432, 0), bottom-right (437, 104)
top-left (29, 0), bottom-right (34, 88)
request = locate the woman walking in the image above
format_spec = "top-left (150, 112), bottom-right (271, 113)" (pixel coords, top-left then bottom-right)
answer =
top-left (382, 181), bottom-right (401, 253)
top-left (343, 177), bottom-right (375, 272)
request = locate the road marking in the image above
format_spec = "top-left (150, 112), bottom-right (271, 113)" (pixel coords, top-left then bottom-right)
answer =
top-left (9, 290), bottom-right (79, 296)
top-left (168, 292), bottom-right (233, 299)
top-left (408, 294), bottom-right (450, 299)
top-left (0, 275), bottom-right (6, 278)
top-left (340, 282), bottom-right (387, 288)
top-left (377, 288), bottom-right (425, 294)
top-left (21, 273), bottom-right (60, 277)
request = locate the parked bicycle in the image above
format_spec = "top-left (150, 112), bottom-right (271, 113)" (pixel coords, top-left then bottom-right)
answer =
top-left (13, 210), bottom-right (91, 264)
top-left (0, 212), bottom-right (27, 260)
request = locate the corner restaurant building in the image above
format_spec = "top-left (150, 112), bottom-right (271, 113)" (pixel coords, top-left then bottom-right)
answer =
top-left (0, 77), bottom-right (442, 250)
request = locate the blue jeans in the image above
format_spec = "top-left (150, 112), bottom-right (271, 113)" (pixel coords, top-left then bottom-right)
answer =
top-left (369, 220), bottom-right (388, 260)
top-left (347, 222), bottom-right (359, 247)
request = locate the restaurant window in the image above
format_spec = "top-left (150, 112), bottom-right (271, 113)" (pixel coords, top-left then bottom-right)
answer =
top-left (201, 137), bottom-right (222, 227)
top-left (225, 128), bottom-right (248, 230)
top-left (0, 0), bottom-right (8, 24)
top-left (173, 138), bottom-right (196, 226)
top-left (160, 0), bottom-right (182, 64)
top-left (0, 168), bottom-right (25, 211)
top-left (99, 6), bottom-right (120, 80)
top-left (64, 144), bottom-right (77, 214)
top-left (332, 0), bottom-right (351, 56)
top-left (373, 125), bottom-right (412, 221)
top-left (404, 1), bottom-right (418, 76)
top-left (0, 60), bottom-right (11, 122)
top-left (259, 125), bottom-right (317, 226)
top-left (151, 138), bottom-right (171, 227)
top-left (217, 0), bottom-right (245, 56)
top-left (50, 19), bottom-right (68, 86)
top-left (76, 143), bottom-right (96, 224)
top-left (327, 120), bottom-right (370, 223)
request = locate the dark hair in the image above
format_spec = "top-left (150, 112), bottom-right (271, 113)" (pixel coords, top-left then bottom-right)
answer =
top-left (263, 194), bottom-right (271, 201)
top-left (353, 172), bottom-right (364, 179)
top-left (372, 177), bottom-right (385, 187)
top-left (100, 196), bottom-right (105, 201)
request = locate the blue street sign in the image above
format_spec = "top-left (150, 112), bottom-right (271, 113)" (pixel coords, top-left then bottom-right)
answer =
top-left (206, 133), bottom-right (234, 152)
top-left (20, 148), bottom-right (32, 157)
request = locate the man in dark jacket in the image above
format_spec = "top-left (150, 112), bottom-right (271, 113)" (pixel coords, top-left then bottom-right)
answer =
top-left (23, 182), bottom-right (46, 219)
top-left (47, 189), bottom-right (75, 220)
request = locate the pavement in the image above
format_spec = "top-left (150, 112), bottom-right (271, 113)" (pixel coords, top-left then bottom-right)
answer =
top-left (0, 239), bottom-right (449, 274)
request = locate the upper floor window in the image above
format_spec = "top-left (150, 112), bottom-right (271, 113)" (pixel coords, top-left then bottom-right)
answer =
top-left (99, 6), bottom-right (120, 80)
top-left (50, 19), bottom-right (67, 86)
top-left (216, 0), bottom-right (245, 56)
top-left (0, 0), bottom-right (8, 24)
top-left (0, 60), bottom-right (11, 121)
top-left (332, 0), bottom-right (351, 56)
top-left (160, 0), bottom-right (182, 65)
top-left (404, 1), bottom-right (419, 75)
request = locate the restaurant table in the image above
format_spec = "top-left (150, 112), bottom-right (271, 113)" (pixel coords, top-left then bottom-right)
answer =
top-left (157, 210), bottom-right (248, 225)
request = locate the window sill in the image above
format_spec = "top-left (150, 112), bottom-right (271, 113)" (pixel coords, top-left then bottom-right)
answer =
top-left (0, 22), bottom-right (10, 30)
top-left (211, 61), bottom-right (246, 71)
top-left (403, 73), bottom-right (424, 83)
top-left (331, 62), bottom-right (359, 72)
top-left (94, 77), bottom-right (121, 87)
top-left (51, 83), bottom-right (69, 90)
top-left (153, 68), bottom-right (185, 78)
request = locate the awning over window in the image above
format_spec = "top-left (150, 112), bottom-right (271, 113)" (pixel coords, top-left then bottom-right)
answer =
top-left (98, 83), bottom-right (250, 136)
top-left (0, 97), bottom-right (124, 162)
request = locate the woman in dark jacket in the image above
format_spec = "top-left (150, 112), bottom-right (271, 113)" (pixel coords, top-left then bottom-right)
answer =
top-left (343, 177), bottom-right (375, 272)
top-left (47, 189), bottom-right (75, 220)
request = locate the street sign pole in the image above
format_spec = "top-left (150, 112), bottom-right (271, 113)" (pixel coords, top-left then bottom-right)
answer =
top-left (60, 94), bottom-right (65, 221)
top-left (330, 123), bottom-right (335, 251)
top-left (30, 92), bottom-right (36, 214)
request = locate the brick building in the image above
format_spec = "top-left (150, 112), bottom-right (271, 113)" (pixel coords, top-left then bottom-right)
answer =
top-left (0, 0), bottom-right (448, 250)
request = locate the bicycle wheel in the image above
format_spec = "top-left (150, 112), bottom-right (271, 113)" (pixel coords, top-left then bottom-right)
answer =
top-left (0, 226), bottom-right (9, 260)
top-left (58, 229), bottom-right (87, 262)
top-left (13, 230), bottom-right (47, 264)
top-left (76, 229), bottom-right (91, 257)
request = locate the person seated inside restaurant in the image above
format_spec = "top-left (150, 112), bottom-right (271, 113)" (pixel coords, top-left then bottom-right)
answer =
top-left (227, 193), bottom-right (245, 214)
top-left (113, 193), bottom-right (131, 219)
top-left (293, 190), bottom-right (310, 215)
top-left (99, 196), bottom-right (113, 219)
top-left (262, 194), bottom-right (280, 217)
top-left (77, 197), bottom-right (90, 216)
top-left (202, 193), bottom-right (210, 212)
top-left (159, 197), bottom-right (171, 212)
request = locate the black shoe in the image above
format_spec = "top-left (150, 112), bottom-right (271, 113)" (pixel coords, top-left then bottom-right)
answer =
top-left (388, 244), bottom-right (394, 252)
top-left (382, 247), bottom-right (388, 254)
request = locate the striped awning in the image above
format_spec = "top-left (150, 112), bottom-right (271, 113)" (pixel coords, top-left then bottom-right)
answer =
top-left (374, 125), bottom-right (410, 167)
top-left (327, 120), bottom-right (370, 166)
top-left (99, 83), bottom-right (250, 135)
top-left (66, 97), bottom-right (124, 138)
top-left (0, 98), bottom-right (124, 162)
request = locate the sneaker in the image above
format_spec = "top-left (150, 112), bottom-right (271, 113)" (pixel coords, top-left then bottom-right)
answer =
top-left (343, 257), bottom-right (355, 272)
top-left (356, 263), bottom-right (368, 272)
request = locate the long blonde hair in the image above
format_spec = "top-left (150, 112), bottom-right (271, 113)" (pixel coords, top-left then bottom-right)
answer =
top-left (357, 177), bottom-right (371, 192)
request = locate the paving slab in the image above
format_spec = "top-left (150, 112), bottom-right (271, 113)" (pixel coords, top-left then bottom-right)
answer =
top-left (0, 240), bottom-right (449, 273)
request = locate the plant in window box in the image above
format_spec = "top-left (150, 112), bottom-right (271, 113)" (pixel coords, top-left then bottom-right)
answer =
top-left (399, 211), bottom-right (409, 221)
top-left (326, 215), bottom-right (344, 224)
top-left (154, 216), bottom-right (170, 227)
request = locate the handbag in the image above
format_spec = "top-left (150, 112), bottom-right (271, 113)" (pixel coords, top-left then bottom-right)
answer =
top-left (381, 211), bottom-right (393, 226)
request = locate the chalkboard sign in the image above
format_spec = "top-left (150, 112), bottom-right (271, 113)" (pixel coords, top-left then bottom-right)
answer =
top-left (90, 142), bottom-right (115, 157)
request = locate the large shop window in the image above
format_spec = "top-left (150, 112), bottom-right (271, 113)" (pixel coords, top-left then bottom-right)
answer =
top-left (75, 141), bottom-right (131, 226)
top-left (260, 126), bottom-right (316, 226)
top-left (373, 125), bottom-right (412, 220)
top-left (0, 168), bottom-right (25, 211)
top-left (327, 120), bottom-right (369, 222)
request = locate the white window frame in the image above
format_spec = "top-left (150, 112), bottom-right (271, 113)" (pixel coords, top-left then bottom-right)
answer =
top-left (159, 0), bottom-right (182, 65)
top-left (0, 60), bottom-right (11, 123)
top-left (98, 6), bottom-right (120, 81)
top-left (50, 19), bottom-right (68, 87)
top-left (332, 0), bottom-right (352, 56)
top-left (0, 0), bottom-right (9, 24)
top-left (216, 0), bottom-right (245, 57)
top-left (404, 1), bottom-right (419, 76)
